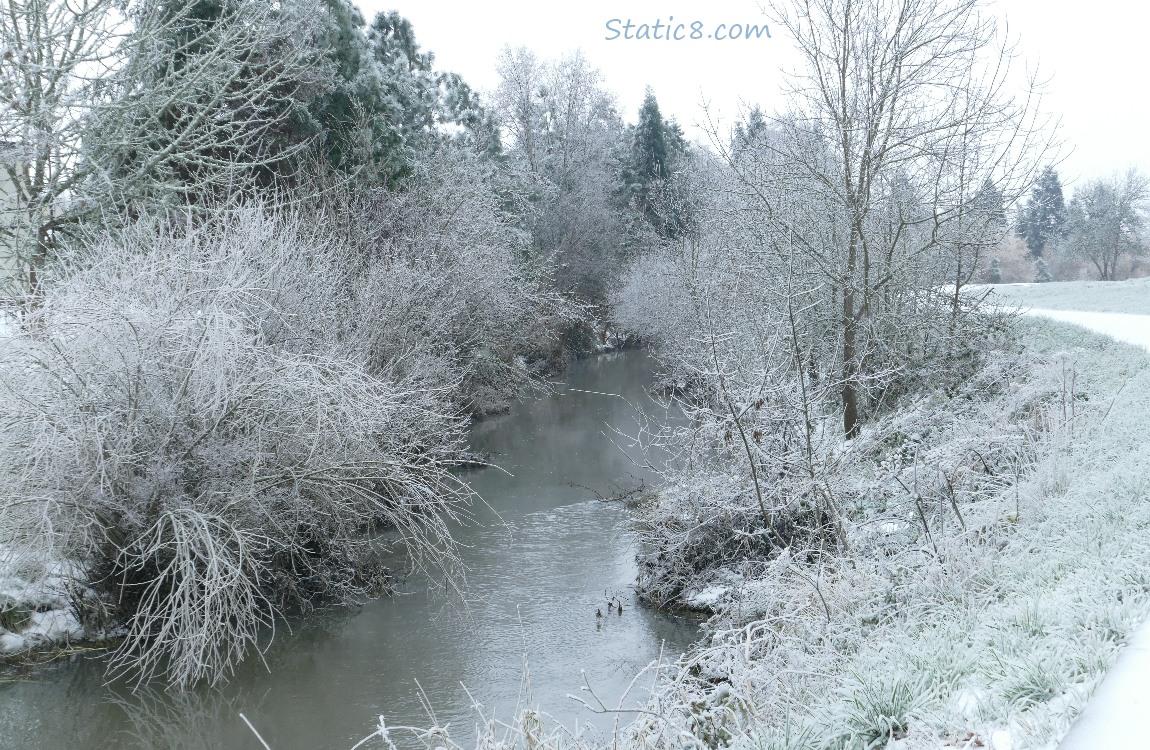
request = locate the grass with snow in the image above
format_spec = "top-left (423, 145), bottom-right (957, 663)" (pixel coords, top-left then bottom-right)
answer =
top-left (974, 278), bottom-right (1150, 315)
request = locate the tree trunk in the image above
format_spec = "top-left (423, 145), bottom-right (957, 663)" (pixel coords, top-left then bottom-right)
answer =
top-left (842, 291), bottom-right (860, 439)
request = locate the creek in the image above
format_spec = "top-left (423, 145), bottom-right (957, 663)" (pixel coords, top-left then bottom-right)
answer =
top-left (0, 351), bottom-right (698, 749)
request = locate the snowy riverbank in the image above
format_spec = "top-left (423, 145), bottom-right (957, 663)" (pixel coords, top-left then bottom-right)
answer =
top-left (991, 282), bottom-right (1150, 750)
top-left (619, 291), bottom-right (1150, 750)
top-left (3, 280), bottom-right (1148, 750)
top-left (0, 546), bottom-right (88, 655)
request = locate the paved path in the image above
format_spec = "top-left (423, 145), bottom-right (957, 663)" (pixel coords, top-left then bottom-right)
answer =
top-left (1045, 308), bottom-right (1150, 750)
top-left (1058, 621), bottom-right (1150, 749)
top-left (1023, 308), bottom-right (1150, 351)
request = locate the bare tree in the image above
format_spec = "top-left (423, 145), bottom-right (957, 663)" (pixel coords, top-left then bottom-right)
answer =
top-left (491, 47), bottom-right (545, 174)
top-left (1063, 168), bottom-right (1148, 280)
top-left (728, 0), bottom-right (1053, 437)
top-left (84, 0), bottom-right (331, 214)
top-left (492, 47), bottom-right (626, 310)
top-left (0, 0), bottom-right (124, 294)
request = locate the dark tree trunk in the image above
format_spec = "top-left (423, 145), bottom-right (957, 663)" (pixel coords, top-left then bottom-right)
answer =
top-left (842, 291), bottom-right (860, 439)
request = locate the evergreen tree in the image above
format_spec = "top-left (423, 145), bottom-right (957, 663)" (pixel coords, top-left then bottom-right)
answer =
top-left (305, 0), bottom-right (384, 177)
top-left (632, 88), bottom-right (671, 184)
top-left (367, 10), bottom-right (437, 146)
top-left (732, 105), bottom-right (768, 155)
top-left (987, 257), bottom-right (1002, 283)
top-left (1017, 166), bottom-right (1067, 257)
top-left (975, 177), bottom-right (1007, 229)
top-left (437, 71), bottom-right (502, 158)
top-left (86, 1), bottom-right (498, 209)
top-left (307, 4), bottom-right (500, 182)
top-left (1034, 257), bottom-right (1053, 282)
top-left (364, 11), bottom-right (500, 181)
top-left (622, 88), bottom-right (687, 237)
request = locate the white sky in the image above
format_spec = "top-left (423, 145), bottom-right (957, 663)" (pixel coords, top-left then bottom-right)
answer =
top-left (355, 0), bottom-right (1150, 189)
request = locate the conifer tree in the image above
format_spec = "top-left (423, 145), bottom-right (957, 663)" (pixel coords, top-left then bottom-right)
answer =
top-left (1017, 166), bottom-right (1067, 257)
top-left (623, 88), bottom-right (686, 237)
top-left (987, 257), bottom-right (1002, 283)
top-left (732, 105), bottom-right (768, 155)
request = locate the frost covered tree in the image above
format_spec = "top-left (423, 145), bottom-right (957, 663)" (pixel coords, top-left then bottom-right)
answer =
top-left (1, 0), bottom-right (366, 285)
top-left (364, 11), bottom-right (498, 181)
top-left (303, 0), bottom-right (391, 178)
top-left (293, 5), bottom-right (499, 185)
top-left (492, 47), bottom-right (626, 310)
top-left (1063, 169), bottom-right (1148, 280)
top-left (941, 176), bottom-right (1012, 315)
top-left (82, 0), bottom-right (335, 212)
top-left (0, 0), bottom-right (124, 293)
top-left (1016, 165), bottom-right (1067, 258)
top-left (732, 105), bottom-right (769, 156)
top-left (725, 0), bottom-right (1051, 437)
top-left (334, 143), bottom-right (580, 412)
top-left (3, 0), bottom-right (494, 258)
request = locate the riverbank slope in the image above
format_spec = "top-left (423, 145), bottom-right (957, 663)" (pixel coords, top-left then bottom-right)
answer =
top-left (625, 287), bottom-right (1150, 750)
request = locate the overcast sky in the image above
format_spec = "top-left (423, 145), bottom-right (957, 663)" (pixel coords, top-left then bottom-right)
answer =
top-left (356, 0), bottom-right (1150, 189)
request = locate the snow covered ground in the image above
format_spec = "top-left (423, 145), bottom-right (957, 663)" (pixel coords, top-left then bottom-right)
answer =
top-left (967, 280), bottom-right (1150, 750)
top-left (976, 278), bottom-right (1150, 316)
top-left (1022, 309), bottom-right (1150, 351)
top-left (1058, 621), bottom-right (1150, 750)
top-left (0, 545), bottom-right (86, 656)
top-left (1047, 302), bottom-right (1150, 750)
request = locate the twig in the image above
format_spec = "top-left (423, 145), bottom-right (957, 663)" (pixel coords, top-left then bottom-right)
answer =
top-left (239, 713), bottom-right (272, 750)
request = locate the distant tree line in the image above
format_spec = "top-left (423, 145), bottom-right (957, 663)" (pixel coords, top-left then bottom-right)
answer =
top-left (1012, 165), bottom-right (1147, 280)
top-left (1, 0), bottom-right (690, 307)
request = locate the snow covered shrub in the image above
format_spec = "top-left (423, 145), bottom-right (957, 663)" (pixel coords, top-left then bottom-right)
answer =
top-left (1035, 258), bottom-right (1053, 283)
top-left (0, 213), bottom-right (472, 686)
top-left (338, 145), bottom-right (583, 413)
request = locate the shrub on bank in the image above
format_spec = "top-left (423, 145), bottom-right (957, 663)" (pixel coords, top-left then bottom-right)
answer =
top-left (0, 211), bottom-right (474, 686)
top-left (337, 146), bottom-right (585, 413)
